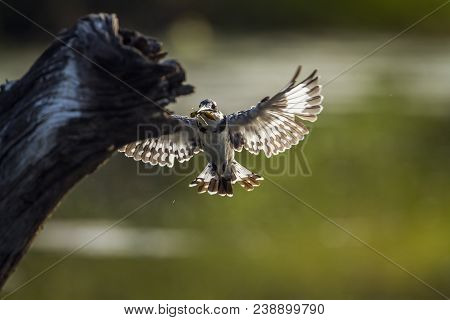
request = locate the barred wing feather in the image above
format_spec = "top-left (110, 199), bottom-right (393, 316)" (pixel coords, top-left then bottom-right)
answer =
top-left (227, 67), bottom-right (323, 157)
top-left (118, 116), bottom-right (202, 167)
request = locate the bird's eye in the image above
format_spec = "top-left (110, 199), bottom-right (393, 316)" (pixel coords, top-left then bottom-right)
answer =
top-left (211, 104), bottom-right (216, 109)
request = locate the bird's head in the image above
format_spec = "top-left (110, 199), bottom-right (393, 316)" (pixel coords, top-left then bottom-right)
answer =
top-left (190, 99), bottom-right (223, 121)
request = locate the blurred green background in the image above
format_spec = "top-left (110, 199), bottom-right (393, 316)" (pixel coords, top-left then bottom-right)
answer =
top-left (1, 0), bottom-right (450, 299)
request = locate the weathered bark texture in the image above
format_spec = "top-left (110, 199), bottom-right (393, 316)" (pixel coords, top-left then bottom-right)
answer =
top-left (0, 13), bottom-right (193, 288)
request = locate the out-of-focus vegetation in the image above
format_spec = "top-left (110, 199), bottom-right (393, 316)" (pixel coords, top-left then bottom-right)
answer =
top-left (1, 1), bottom-right (449, 299)
top-left (0, 0), bottom-right (449, 42)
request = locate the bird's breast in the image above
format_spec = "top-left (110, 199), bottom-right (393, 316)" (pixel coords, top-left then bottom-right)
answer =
top-left (200, 127), bottom-right (233, 165)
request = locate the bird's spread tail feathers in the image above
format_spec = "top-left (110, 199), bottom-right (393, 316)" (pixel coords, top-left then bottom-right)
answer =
top-left (232, 161), bottom-right (264, 192)
top-left (189, 161), bottom-right (263, 197)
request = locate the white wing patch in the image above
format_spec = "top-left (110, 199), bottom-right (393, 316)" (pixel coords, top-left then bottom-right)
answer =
top-left (227, 67), bottom-right (323, 157)
top-left (118, 117), bottom-right (202, 167)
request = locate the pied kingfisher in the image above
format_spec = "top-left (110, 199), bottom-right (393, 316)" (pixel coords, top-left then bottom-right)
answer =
top-left (119, 66), bottom-right (323, 197)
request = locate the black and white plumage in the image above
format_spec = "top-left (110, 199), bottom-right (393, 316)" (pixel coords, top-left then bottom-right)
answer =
top-left (119, 66), bottom-right (323, 197)
top-left (119, 116), bottom-right (202, 167)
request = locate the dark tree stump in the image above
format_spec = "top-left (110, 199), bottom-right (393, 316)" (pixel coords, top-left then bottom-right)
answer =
top-left (0, 13), bottom-right (193, 288)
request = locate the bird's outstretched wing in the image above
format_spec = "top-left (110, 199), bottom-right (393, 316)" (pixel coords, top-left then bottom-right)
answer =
top-left (118, 116), bottom-right (202, 167)
top-left (227, 67), bottom-right (323, 157)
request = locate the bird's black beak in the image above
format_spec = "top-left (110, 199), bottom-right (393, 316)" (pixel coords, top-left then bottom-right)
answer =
top-left (192, 105), bottom-right (219, 120)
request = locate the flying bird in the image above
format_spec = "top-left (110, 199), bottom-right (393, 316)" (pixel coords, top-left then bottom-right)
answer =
top-left (119, 66), bottom-right (323, 197)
